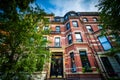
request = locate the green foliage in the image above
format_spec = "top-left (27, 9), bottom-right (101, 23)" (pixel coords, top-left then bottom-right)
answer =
top-left (0, 0), bottom-right (50, 80)
top-left (97, 0), bottom-right (120, 33)
top-left (97, 0), bottom-right (120, 55)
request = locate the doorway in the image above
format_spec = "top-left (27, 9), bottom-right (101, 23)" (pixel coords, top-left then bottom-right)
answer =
top-left (50, 54), bottom-right (63, 78)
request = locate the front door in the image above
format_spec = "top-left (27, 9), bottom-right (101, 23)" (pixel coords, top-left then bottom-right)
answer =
top-left (50, 55), bottom-right (63, 78)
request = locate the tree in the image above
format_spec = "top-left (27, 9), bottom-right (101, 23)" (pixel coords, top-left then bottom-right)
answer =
top-left (0, 0), bottom-right (50, 79)
top-left (97, 0), bottom-right (120, 55)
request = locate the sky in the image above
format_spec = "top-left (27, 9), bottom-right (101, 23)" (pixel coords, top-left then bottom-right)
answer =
top-left (34, 0), bottom-right (99, 16)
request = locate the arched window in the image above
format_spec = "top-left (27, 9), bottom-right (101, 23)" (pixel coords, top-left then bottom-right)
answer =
top-left (93, 17), bottom-right (98, 22)
top-left (83, 18), bottom-right (88, 22)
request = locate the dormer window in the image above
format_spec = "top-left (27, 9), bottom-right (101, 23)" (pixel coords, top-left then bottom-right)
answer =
top-left (55, 18), bottom-right (60, 22)
top-left (64, 15), bottom-right (68, 20)
top-left (70, 13), bottom-right (76, 16)
top-left (83, 18), bottom-right (88, 22)
top-left (93, 18), bottom-right (98, 22)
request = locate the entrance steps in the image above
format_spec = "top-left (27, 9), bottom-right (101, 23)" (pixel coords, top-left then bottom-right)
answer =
top-left (48, 78), bottom-right (65, 80)
top-left (47, 78), bottom-right (102, 80)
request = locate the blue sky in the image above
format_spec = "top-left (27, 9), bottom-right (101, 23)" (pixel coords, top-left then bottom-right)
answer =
top-left (33, 0), bottom-right (99, 16)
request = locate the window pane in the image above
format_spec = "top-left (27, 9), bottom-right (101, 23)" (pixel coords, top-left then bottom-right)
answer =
top-left (56, 26), bottom-right (60, 32)
top-left (72, 21), bottom-right (78, 27)
top-left (66, 23), bottom-right (70, 30)
top-left (68, 35), bottom-right (72, 40)
top-left (44, 26), bottom-right (49, 30)
top-left (43, 36), bottom-right (47, 40)
top-left (80, 51), bottom-right (86, 56)
top-left (98, 36), bottom-right (112, 50)
top-left (83, 18), bottom-right (88, 22)
top-left (98, 25), bottom-right (102, 29)
top-left (79, 51), bottom-right (92, 72)
top-left (68, 34), bottom-right (72, 44)
top-left (98, 36), bottom-right (108, 43)
top-left (55, 37), bottom-right (60, 47)
top-left (102, 42), bottom-right (112, 50)
top-left (55, 38), bottom-right (60, 42)
top-left (75, 33), bottom-right (82, 42)
top-left (93, 18), bottom-right (97, 22)
top-left (75, 33), bottom-right (81, 39)
top-left (70, 52), bottom-right (76, 72)
top-left (86, 25), bottom-right (93, 32)
top-left (101, 57), bottom-right (117, 77)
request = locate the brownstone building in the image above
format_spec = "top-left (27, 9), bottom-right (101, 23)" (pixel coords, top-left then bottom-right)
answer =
top-left (43, 11), bottom-right (120, 80)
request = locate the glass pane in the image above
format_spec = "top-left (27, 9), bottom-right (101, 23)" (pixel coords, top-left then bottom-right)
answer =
top-left (75, 33), bottom-right (81, 39)
top-left (98, 25), bottom-right (102, 29)
top-left (83, 18), bottom-right (88, 22)
top-left (98, 36), bottom-right (108, 43)
top-left (44, 26), bottom-right (48, 30)
top-left (55, 38), bottom-right (60, 42)
top-left (72, 21), bottom-right (78, 27)
top-left (86, 26), bottom-right (91, 29)
top-left (56, 26), bottom-right (60, 31)
top-left (68, 35), bottom-right (72, 40)
top-left (66, 23), bottom-right (70, 30)
top-left (102, 42), bottom-right (112, 50)
top-left (80, 51), bottom-right (86, 56)
top-left (93, 18), bottom-right (97, 22)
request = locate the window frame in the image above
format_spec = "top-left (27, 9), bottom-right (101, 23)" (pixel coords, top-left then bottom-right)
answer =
top-left (66, 22), bottom-right (70, 30)
top-left (98, 25), bottom-right (102, 30)
top-left (75, 32), bottom-right (83, 42)
top-left (54, 37), bottom-right (60, 47)
top-left (79, 51), bottom-right (92, 72)
top-left (86, 25), bottom-right (93, 33)
top-left (68, 34), bottom-right (72, 44)
top-left (44, 26), bottom-right (49, 30)
top-left (93, 18), bottom-right (98, 22)
top-left (83, 18), bottom-right (88, 22)
top-left (98, 36), bottom-right (112, 51)
top-left (101, 57), bottom-right (117, 77)
top-left (70, 52), bottom-right (76, 72)
top-left (56, 26), bottom-right (60, 32)
top-left (72, 21), bottom-right (78, 27)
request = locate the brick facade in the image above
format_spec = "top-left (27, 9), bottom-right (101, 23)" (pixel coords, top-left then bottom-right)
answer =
top-left (44, 11), bottom-right (120, 79)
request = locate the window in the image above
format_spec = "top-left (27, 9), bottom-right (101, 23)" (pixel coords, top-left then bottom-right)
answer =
top-left (98, 25), bottom-right (102, 30)
top-left (55, 18), bottom-right (60, 22)
top-left (66, 22), bottom-right (70, 30)
top-left (64, 15), bottom-right (68, 20)
top-left (83, 18), bottom-right (88, 22)
top-left (101, 57), bottom-right (117, 77)
top-left (79, 51), bottom-right (92, 72)
top-left (115, 55), bottom-right (120, 66)
top-left (72, 21), bottom-right (78, 27)
top-left (70, 13), bottom-right (76, 16)
top-left (43, 36), bottom-right (47, 47)
top-left (86, 25), bottom-right (93, 32)
top-left (55, 37), bottom-right (60, 47)
top-left (75, 32), bottom-right (82, 42)
top-left (68, 34), bottom-right (72, 44)
top-left (93, 18), bottom-right (98, 22)
top-left (43, 36), bottom-right (47, 40)
top-left (44, 26), bottom-right (49, 30)
top-left (56, 26), bottom-right (60, 32)
top-left (70, 52), bottom-right (76, 72)
top-left (98, 36), bottom-right (112, 51)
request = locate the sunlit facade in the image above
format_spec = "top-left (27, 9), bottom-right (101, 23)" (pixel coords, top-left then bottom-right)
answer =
top-left (44, 11), bottom-right (120, 80)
